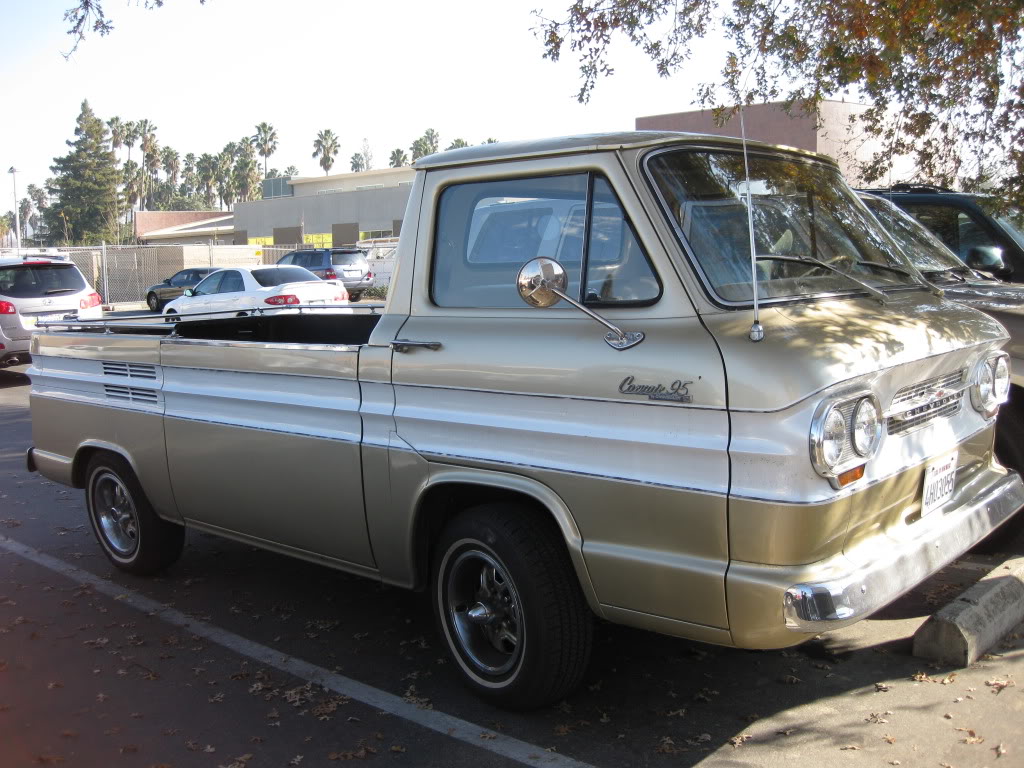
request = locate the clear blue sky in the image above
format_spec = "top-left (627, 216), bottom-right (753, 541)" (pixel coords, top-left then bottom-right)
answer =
top-left (0, 0), bottom-right (715, 208)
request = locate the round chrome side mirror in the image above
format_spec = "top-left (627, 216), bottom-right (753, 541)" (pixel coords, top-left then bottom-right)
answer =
top-left (516, 258), bottom-right (567, 308)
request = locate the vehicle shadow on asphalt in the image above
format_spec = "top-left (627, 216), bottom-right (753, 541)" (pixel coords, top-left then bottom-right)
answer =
top-left (0, 368), bottom-right (30, 390)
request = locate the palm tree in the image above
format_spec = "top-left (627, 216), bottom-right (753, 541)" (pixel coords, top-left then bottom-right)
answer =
top-left (312, 129), bottom-right (340, 175)
top-left (107, 116), bottom-right (125, 156)
top-left (446, 138), bottom-right (470, 150)
top-left (350, 153), bottom-right (366, 173)
top-left (19, 198), bottom-right (33, 239)
top-left (136, 120), bottom-right (158, 209)
top-left (422, 128), bottom-right (439, 154)
top-left (26, 183), bottom-right (47, 212)
top-left (123, 121), bottom-right (139, 165)
top-left (121, 160), bottom-right (142, 213)
top-left (234, 151), bottom-right (261, 202)
top-left (253, 122), bottom-right (278, 180)
top-left (183, 152), bottom-right (197, 196)
top-left (215, 148), bottom-right (235, 210)
top-left (389, 148), bottom-right (408, 168)
top-left (483, 138), bottom-right (499, 144)
top-left (283, 165), bottom-right (299, 177)
top-left (197, 154), bottom-right (217, 208)
top-left (161, 147), bottom-right (180, 188)
top-left (410, 137), bottom-right (431, 161)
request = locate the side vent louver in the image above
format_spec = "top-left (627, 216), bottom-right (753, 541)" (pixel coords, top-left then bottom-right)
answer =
top-left (103, 385), bottom-right (159, 404)
top-left (102, 361), bottom-right (157, 380)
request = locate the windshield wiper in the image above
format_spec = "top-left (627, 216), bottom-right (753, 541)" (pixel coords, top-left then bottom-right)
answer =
top-left (755, 254), bottom-right (889, 304)
top-left (855, 260), bottom-right (945, 297)
top-left (44, 288), bottom-right (77, 294)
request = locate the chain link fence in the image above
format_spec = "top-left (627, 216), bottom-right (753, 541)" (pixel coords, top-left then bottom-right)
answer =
top-left (24, 241), bottom-right (397, 307)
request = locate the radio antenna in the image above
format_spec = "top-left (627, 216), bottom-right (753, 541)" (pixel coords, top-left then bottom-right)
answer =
top-left (738, 104), bottom-right (764, 342)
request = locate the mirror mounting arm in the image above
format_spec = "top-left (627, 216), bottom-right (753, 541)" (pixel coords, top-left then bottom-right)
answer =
top-left (545, 283), bottom-right (645, 350)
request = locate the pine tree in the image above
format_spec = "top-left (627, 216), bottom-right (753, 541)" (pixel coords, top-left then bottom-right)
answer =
top-left (44, 100), bottom-right (120, 244)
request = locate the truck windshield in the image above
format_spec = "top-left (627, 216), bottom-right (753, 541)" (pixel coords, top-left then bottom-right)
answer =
top-left (860, 195), bottom-right (964, 273)
top-left (646, 149), bottom-right (921, 303)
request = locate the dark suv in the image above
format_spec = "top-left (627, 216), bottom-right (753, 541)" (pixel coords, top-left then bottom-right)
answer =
top-left (858, 184), bottom-right (1024, 282)
top-left (276, 248), bottom-right (373, 301)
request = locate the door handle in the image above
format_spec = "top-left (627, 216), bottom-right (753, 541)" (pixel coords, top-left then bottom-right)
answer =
top-left (390, 339), bottom-right (442, 353)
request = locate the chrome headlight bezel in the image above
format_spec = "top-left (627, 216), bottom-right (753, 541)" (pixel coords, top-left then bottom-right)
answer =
top-left (810, 391), bottom-right (882, 481)
top-left (971, 352), bottom-right (1010, 417)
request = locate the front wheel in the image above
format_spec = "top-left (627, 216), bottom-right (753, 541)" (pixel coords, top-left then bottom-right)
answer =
top-left (146, 293), bottom-right (161, 312)
top-left (85, 453), bottom-right (184, 575)
top-left (431, 503), bottom-right (592, 709)
top-left (348, 292), bottom-right (362, 302)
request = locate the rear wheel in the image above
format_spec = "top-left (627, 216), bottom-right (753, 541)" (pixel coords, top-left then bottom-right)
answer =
top-left (85, 453), bottom-right (184, 575)
top-left (146, 293), bottom-right (161, 312)
top-left (348, 292), bottom-right (362, 302)
top-left (164, 309), bottom-right (178, 323)
top-left (431, 503), bottom-right (592, 709)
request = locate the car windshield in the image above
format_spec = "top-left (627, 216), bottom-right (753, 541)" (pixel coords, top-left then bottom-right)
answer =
top-left (646, 149), bottom-right (922, 303)
top-left (331, 251), bottom-right (368, 267)
top-left (0, 263), bottom-right (86, 298)
top-left (995, 208), bottom-right (1024, 251)
top-left (252, 266), bottom-right (318, 286)
top-left (860, 195), bottom-right (964, 273)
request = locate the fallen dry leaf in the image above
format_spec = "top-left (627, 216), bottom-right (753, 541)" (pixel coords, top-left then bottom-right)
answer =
top-left (875, 682), bottom-right (891, 692)
top-left (390, 745), bottom-right (406, 753)
top-left (955, 727), bottom-right (984, 745)
top-left (994, 742), bottom-right (1007, 758)
top-left (777, 728), bottom-right (797, 736)
top-left (985, 679), bottom-right (1015, 694)
top-left (839, 744), bottom-right (862, 750)
top-left (729, 734), bottom-right (752, 748)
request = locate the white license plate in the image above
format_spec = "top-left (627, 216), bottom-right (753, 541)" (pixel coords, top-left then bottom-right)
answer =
top-left (27, 313), bottom-right (67, 326)
top-left (308, 299), bottom-right (325, 304)
top-left (343, 270), bottom-right (362, 277)
top-left (921, 451), bottom-right (958, 516)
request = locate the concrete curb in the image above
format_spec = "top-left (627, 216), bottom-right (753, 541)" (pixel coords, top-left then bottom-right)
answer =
top-left (913, 555), bottom-right (1024, 665)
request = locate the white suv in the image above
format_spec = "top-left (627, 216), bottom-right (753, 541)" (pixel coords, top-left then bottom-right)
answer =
top-left (0, 255), bottom-right (102, 365)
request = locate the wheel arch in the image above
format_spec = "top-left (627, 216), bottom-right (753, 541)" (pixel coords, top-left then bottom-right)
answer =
top-left (71, 440), bottom-right (142, 489)
top-left (410, 467), bottom-right (603, 616)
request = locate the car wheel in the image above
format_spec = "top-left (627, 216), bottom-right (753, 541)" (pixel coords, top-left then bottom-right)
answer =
top-left (164, 310), bottom-right (178, 323)
top-left (431, 503), bottom-right (592, 710)
top-left (85, 453), bottom-right (184, 575)
top-left (348, 292), bottom-right (362, 302)
top-left (146, 293), bottom-right (161, 312)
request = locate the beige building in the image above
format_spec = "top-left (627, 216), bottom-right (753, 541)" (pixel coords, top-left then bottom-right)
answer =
top-left (234, 167), bottom-right (415, 247)
top-left (636, 100), bottom-right (912, 185)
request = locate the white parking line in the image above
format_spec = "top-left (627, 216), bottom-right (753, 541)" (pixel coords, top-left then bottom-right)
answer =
top-left (0, 535), bottom-right (595, 768)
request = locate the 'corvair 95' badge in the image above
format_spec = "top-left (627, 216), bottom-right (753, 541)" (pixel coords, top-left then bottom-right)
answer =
top-left (618, 376), bottom-right (693, 403)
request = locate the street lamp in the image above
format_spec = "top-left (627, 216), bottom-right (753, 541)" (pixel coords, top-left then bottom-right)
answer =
top-left (7, 167), bottom-right (20, 257)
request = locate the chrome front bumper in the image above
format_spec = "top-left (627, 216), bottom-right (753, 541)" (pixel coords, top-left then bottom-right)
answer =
top-left (782, 469), bottom-right (1024, 633)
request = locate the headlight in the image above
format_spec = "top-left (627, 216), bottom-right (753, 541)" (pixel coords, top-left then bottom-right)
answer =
top-left (852, 397), bottom-right (881, 457)
top-left (821, 408), bottom-right (846, 468)
top-left (971, 353), bottom-right (1010, 416)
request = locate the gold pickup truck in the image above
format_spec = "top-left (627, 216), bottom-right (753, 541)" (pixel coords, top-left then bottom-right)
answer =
top-left (26, 132), bottom-right (1024, 709)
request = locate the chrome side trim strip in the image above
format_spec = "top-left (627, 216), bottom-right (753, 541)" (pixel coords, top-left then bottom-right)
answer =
top-left (164, 414), bottom-right (360, 444)
top-left (160, 338), bottom-right (362, 354)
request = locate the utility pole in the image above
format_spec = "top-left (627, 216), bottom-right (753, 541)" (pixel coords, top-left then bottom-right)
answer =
top-left (7, 167), bottom-right (20, 257)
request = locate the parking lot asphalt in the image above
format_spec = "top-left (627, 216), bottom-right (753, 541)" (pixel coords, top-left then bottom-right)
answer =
top-left (1, 364), bottom-right (1022, 768)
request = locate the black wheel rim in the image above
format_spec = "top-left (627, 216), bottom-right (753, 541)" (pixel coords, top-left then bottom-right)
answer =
top-left (445, 548), bottom-right (523, 676)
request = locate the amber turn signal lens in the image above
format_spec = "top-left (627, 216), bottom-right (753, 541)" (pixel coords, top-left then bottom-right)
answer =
top-left (836, 464), bottom-right (866, 487)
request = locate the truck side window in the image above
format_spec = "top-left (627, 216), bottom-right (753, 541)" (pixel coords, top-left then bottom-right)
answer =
top-left (585, 178), bottom-right (660, 304)
top-left (432, 173), bottom-right (658, 307)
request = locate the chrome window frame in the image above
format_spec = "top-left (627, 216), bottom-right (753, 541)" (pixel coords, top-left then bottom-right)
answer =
top-left (640, 145), bottom-right (925, 310)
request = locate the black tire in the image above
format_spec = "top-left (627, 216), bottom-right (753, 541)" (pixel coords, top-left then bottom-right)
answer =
top-left (348, 292), bottom-right (362, 302)
top-left (974, 386), bottom-right (1024, 553)
top-left (146, 293), bottom-right (161, 312)
top-left (164, 310), bottom-right (178, 323)
top-left (431, 503), bottom-right (592, 710)
top-left (85, 453), bottom-right (184, 575)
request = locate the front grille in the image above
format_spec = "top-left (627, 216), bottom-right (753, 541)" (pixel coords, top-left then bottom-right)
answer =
top-left (886, 369), bottom-right (966, 435)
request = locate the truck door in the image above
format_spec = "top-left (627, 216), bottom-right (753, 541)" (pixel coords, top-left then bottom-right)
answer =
top-left (387, 160), bottom-right (732, 631)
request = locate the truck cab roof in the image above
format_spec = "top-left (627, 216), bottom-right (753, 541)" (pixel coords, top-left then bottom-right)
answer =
top-left (413, 130), bottom-right (836, 170)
